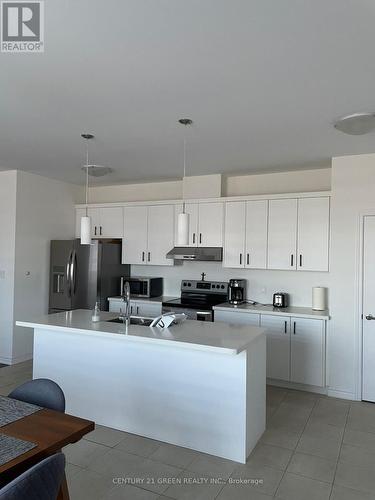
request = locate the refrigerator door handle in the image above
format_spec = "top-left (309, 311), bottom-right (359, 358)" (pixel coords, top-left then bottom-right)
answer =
top-left (70, 250), bottom-right (77, 295)
top-left (66, 251), bottom-right (73, 297)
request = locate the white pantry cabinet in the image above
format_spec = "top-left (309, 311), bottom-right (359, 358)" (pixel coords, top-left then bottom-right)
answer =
top-left (75, 207), bottom-right (123, 238)
top-left (175, 202), bottom-right (224, 247)
top-left (290, 317), bottom-right (325, 387)
top-left (260, 315), bottom-right (290, 381)
top-left (223, 200), bottom-right (268, 269)
top-left (123, 204), bottom-right (174, 266)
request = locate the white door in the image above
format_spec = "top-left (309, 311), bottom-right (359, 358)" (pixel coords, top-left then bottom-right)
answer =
top-left (122, 206), bottom-right (148, 264)
top-left (223, 202), bottom-right (246, 268)
top-left (268, 199), bottom-right (298, 270)
top-left (290, 317), bottom-right (324, 387)
top-left (297, 197), bottom-right (330, 271)
top-left (88, 208), bottom-right (101, 238)
top-left (147, 205), bottom-right (174, 266)
top-left (184, 203), bottom-right (199, 246)
top-left (198, 202), bottom-right (224, 247)
top-left (260, 315), bottom-right (290, 381)
top-left (99, 207), bottom-right (124, 238)
top-left (362, 216), bottom-right (375, 401)
top-left (245, 200), bottom-right (268, 269)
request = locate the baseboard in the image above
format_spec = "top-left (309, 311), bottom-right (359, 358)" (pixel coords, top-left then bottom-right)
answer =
top-left (0, 353), bottom-right (33, 366)
top-left (267, 378), bottom-right (328, 395)
top-left (327, 389), bottom-right (357, 401)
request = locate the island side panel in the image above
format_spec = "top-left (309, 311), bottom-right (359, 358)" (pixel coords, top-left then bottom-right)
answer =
top-left (33, 327), bottom-right (251, 462)
top-left (245, 334), bottom-right (266, 457)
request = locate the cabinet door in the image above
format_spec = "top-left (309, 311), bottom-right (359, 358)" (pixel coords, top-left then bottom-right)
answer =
top-left (137, 302), bottom-right (162, 318)
top-left (214, 310), bottom-right (260, 326)
top-left (290, 318), bottom-right (324, 387)
top-left (184, 203), bottom-right (199, 246)
top-left (297, 197), bottom-right (329, 272)
top-left (223, 202), bottom-right (246, 268)
top-left (99, 207), bottom-right (124, 238)
top-left (245, 200), bottom-right (268, 269)
top-left (147, 205), bottom-right (174, 266)
top-left (260, 315), bottom-right (290, 381)
top-left (198, 202), bottom-right (224, 247)
top-left (267, 199), bottom-right (297, 270)
top-left (88, 208), bottom-right (101, 238)
top-left (122, 206), bottom-right (148, 264)
top-left (108, 300), bottom-right (122, 313)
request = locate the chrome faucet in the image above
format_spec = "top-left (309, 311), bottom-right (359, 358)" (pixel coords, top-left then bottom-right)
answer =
top-left (121, 281), bottom-right (131, 325)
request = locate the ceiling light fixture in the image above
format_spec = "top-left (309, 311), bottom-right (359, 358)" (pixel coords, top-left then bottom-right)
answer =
top-left (80, 133), bottom-right (94, 245)
top-left (176, 118), bottom-right (193, 246)
top-left (334, 112), bottom-right (375, 135)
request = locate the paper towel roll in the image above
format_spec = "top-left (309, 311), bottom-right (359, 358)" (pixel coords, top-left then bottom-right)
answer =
top-left (312, 287), bottom-right (327, 311)
top-left (176, 212), bottom-right (189, 246)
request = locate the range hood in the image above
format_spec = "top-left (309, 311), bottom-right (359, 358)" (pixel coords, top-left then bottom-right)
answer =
top-left (166, 247), bottom-right (223, 261)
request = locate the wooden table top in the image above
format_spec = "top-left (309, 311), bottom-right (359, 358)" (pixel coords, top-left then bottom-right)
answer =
top-left (0, 408), bottom-right (94, 484)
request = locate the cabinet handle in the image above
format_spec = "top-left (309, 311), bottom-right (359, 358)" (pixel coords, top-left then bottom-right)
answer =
top-left (199, 233), bottom-right (202, 244)
top-left (299, 254), bottom-right (302, 267)
top-left (100, 226), bottom-right (102, 236)
top-left (290, 254), bottom-right (294, 267)
top-left (94, 226), bottom-right (97, 236)
top-left (247, 253), bottom-right (250, 265)
top-left (192, 233), bottom-right (196, 244)
top-left (239, 253), bottom-right (242, 265)
top-left (142, 251), bottom-right (145, 262)
top-left (293, 321), bottom-right (296, 334)
top-left (148, 252), bottom-right (151, 262)
top-left (136, 306), bottom-right (139, 315)
top-left (130, 305), bottom-right (133, 314)
top-left (284, 321), bottom-right (287, 334)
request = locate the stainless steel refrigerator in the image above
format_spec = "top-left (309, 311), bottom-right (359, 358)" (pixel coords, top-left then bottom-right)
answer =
top-left (49, 239), bottom-right (130, 313)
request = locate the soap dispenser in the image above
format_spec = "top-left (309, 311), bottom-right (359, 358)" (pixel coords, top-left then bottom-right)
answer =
top-left (92, 302), bottom-right (101, 322)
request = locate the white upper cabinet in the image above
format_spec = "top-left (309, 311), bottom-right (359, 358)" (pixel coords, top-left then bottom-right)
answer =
top-left (75, 207), bottom-right (123, 238)
top-left (245, 200), bottom-right (268, 269)
top-left (290, 317), bottom-right (325, 387)
top-left (147, 205), bottom-right (174, 266)
top-left (223, 202), bottom-right (246, 268)
top-left (177, 202), bottom-right (224, 247)
top-left (297, 197), bottom-right (330, 272)
top-left (267, 199), bottom-right (298, 270)
top-left (123, 204), bottom-right (174, 266)
top-left (123, 206), bottom-right (148, 265)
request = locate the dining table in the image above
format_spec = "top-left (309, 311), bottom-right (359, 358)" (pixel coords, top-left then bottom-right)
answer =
top-left (0, 401), bottom-right (94, 500)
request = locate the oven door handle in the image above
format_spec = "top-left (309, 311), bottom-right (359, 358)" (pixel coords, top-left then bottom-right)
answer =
top-left (196, 311), bottom-right (213, 322)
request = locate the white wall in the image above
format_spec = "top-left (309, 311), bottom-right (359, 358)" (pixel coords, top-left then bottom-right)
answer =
top-left (224, 168), bottom-right (331, 197)
top-left (0, 171), bottom-right (17, 364)
top-left (329, 153), bottom-right (375, 400)
top-left (11, 171), bottom-right (78, 363)
top-left (86, 168), bottom-right (331, 204)
top-left (132, 262), bottom-right (330, 308)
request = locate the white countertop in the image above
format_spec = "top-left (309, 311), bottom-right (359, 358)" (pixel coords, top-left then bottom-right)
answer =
top-left (213, 302), bottom-right (330, 320)
top-left (108, 295), bottom-right (177, 304)
top-left (16, 310), bottom-right (264, 355)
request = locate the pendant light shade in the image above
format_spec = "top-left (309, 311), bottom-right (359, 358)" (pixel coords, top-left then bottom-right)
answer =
top-left (80, 215), bottom-right (91, 245)
top-left (177, 118), bottom-right (193, 246)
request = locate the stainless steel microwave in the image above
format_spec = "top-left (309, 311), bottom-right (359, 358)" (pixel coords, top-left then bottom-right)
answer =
top-left (121, 276), bottom-right (163, 298)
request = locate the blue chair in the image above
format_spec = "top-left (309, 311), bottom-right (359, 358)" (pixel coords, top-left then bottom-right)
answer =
top-left (8, 379), bottom-right (65, 413)
top-left (0, 453), bottom-right (65, 500)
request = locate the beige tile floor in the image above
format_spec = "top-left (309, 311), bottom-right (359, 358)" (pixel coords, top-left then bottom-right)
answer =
top-left (2, 361), bottom-right (375, 499)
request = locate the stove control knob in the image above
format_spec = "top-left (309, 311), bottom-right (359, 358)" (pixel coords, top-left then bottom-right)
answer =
top-left (216, 284), bottom-right (220, 289)
top-left (188, 282), bottom-right (191, 287)
top-left (221, 285), bottom-right (225, 289)
top-left (183, 282), bottom-right (187, 287)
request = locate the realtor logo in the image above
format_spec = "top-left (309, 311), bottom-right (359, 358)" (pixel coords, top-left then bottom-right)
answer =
top-left (1, 1), bottom-right (44, 52)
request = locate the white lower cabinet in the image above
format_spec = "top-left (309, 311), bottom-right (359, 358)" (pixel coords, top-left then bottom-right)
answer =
top-left (290, 317), bottom-right (325, 387)
top-left (260, 315), bottom-right (290, 381)
top-left (215, 309), bottom-right (326, 388)
top-left (108, 299), bottom-right (161, 317)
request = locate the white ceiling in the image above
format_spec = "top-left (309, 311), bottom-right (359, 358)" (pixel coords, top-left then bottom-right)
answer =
top-left (1, 0), bottom-right (375, 185)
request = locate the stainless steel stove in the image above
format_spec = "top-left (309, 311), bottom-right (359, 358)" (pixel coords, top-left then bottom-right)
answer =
top-left (162, 280), bottom-right (228, 321)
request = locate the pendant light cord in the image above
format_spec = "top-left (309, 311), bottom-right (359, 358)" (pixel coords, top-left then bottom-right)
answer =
top-left (182, 135), bottom-right (186, 213)
top-left (85, 140), bottom-right (89, 216)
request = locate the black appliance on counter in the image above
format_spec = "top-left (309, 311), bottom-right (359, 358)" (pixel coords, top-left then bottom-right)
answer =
top-left (49, 239), bottom-right (130, 313)
top-left (273, 292), bottom-right (288, 308)
top-left (120, 276), bottom-right (163, 298)
top-left (228, 279), bottom-right (247, 305)
top-left (162, 280), bottom-right (228, 321)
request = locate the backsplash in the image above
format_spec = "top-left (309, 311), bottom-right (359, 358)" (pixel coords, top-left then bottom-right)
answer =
top-left (131, 262), bottom-right (330, 308)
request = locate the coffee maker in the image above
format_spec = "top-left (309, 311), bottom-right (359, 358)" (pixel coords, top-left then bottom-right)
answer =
top-left (228, 279), bottom-right (246, 305)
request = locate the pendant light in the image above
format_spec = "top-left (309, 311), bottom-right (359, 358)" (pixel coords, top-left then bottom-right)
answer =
top-left (177, 118), bottom-right (193, 245)
top-left (80, 133), bottom-right (94, 245)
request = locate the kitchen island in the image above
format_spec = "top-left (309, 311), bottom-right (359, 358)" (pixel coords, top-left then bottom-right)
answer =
top-left (16, 310), bottom-right (266, 463)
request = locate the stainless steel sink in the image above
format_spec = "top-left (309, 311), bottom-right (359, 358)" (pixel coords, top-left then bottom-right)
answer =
top-left (107, 316), bottom-right (154, 326)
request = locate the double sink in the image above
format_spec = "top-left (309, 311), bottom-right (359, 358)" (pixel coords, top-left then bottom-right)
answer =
top-left (107, 316), bottom-right (154, 327)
